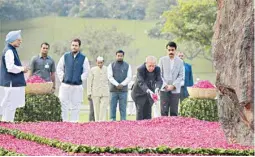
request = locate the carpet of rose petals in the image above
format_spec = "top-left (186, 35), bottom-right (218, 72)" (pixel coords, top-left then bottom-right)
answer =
top-left (0, 135), bottom-right (191, 156)
top-left (0, 117), bottom-right (254, 150)
top-left (0, 134), bottom-right (69, 156)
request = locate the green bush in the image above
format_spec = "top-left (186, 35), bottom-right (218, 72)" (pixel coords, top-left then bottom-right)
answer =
top-left (14, 94), bottom-right (62, 122)
top-left (179, 98), bottom-right (218, 121)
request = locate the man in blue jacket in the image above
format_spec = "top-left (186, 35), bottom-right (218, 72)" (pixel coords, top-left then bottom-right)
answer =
top-left (56, 38), bottom-right (90, 122)
top-left (0, 30), bottom-right (28, 122)
top-left (178, 52), bottom-right (194, 103)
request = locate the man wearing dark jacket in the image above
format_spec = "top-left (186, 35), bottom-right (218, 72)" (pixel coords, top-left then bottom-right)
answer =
top-left (131, 56), bottom-right (163, 120)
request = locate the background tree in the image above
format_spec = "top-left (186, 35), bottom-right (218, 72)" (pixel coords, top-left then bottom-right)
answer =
top-left (0, 0), bottom-right (45, 20)
top-left (162, 0), bottom-right (217, 62)
top-left (145, 0), bottom-right (176, 20)
top-left (51, 26), bottom-right (135, 65)
top-left (0, 0), bottom-right (150, 20)
top-left (178, 41), bottom-right (203, 61)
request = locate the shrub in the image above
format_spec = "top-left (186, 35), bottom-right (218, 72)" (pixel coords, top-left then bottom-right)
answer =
top-left (15, 94), bottom-right (62, 122)
top-left (180, 98), bottom-right (218, 121)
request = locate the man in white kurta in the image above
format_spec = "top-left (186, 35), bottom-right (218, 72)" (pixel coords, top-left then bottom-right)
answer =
top-left (0, 30), bottom-right (28, 122)
top-left (57, 38), bottom-right (90, 122)
top-left (87, 56), bottom-right (109, 121)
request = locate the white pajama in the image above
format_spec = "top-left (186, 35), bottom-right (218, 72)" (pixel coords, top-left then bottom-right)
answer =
top-left (0, 87), bottom-right (4, 116)
top-left (59, 83), bottom-right (83, 122)
top-left (57, 52), bottom-right (90, 123)
top-left (0, 85), bottom-right (25, 122)
top-left (0, 49), bottom-right (25, 122)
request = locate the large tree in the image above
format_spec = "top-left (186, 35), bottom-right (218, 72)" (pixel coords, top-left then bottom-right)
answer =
top-left (0, 0), bottom-right (45, 20)
top-left (212, 0), bottom-right (254, 146)
top-left (162, 0), bottom-right (216, 61)
top-left (145, 0), bottom-right (176, 20)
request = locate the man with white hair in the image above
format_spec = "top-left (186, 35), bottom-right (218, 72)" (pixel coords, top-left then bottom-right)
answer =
top-left (87, 56), bottom-right (109, 121)
top-left (131, 56), bottom-right (163, 120)
top-left (0, 30), bottom-right (28, 122)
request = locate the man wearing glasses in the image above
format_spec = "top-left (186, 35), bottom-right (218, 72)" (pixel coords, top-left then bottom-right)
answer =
top-left (158, 41), bottom-right (184, 116)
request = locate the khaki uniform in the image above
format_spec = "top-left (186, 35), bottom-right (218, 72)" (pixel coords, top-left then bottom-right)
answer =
top-left (87, 66), bottom-right (109, 121)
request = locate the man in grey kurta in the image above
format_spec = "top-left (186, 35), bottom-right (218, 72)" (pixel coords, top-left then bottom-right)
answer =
top-left (108, 50), bottom-right (132, 121)
top-left (158, 41), bottom-right (184, 116)
top-left (29, 42), bottom-right (56, 90)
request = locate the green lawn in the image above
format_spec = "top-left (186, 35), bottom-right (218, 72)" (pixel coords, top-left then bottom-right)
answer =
top-left (79, 110), bottom-right (136, 122)
top-left (0, 16), bottom-right (215, 74)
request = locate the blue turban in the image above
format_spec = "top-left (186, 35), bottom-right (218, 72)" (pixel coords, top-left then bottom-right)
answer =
top-left (5, 30), bottom-right (22, 43)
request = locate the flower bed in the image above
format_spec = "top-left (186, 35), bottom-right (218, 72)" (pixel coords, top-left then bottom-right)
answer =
top-left (0, 134), bottom-right (69, 156)
top-left (0, 117), bottom-right (253, 152)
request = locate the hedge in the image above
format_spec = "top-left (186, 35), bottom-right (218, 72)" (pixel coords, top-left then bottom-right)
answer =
top-left (14, 94), bottom-right (62, 122)
top-left (179, 98), bottom-right (218, 121)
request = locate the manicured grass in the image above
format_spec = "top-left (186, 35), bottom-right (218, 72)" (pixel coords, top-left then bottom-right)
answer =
top-left (0, 16), bottom-right (215, 76)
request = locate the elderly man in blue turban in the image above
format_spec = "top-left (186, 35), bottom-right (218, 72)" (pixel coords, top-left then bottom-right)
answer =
top-left (0, 30), bottom-right (28, 122)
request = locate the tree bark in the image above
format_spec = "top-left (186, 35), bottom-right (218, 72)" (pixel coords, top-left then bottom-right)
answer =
top-left (212, 0), bottom-right (254, 146)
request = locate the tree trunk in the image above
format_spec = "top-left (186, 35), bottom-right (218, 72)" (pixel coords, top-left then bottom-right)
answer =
top-left (212, 0), bottom-right (254, 146)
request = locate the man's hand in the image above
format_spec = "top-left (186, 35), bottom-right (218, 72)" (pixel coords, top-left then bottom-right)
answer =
top-left (116, 84), bottom-right (123, 90)
top-left (146, 89), bottom-right (154, 99)
top-left (23, 67), bottom-right (29, 73)
top-left (166, 85), bottom-right (175, 91)
top-left (155, 88), bottom-right (160, 94)
top-left (88, 95), bottom-right (92, 100)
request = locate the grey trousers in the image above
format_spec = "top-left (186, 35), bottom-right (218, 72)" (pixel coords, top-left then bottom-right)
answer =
top-left (160, 91), bottom-right (180, 116)
top-left (89, 99), bottom-right (95, 121)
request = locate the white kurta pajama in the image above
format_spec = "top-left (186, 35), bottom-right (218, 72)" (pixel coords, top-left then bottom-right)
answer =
top-left (0, 86), bottom-right (4, 115)
top-left (0, 50), bottom-right (25, 122)
top-left (57, 53), bottom-right (90, 122)
top-left (87, 66), bottom-right (109, 121)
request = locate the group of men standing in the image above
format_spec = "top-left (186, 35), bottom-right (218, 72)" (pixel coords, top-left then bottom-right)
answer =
top-left (0, 30), bottom-right (193, 123)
